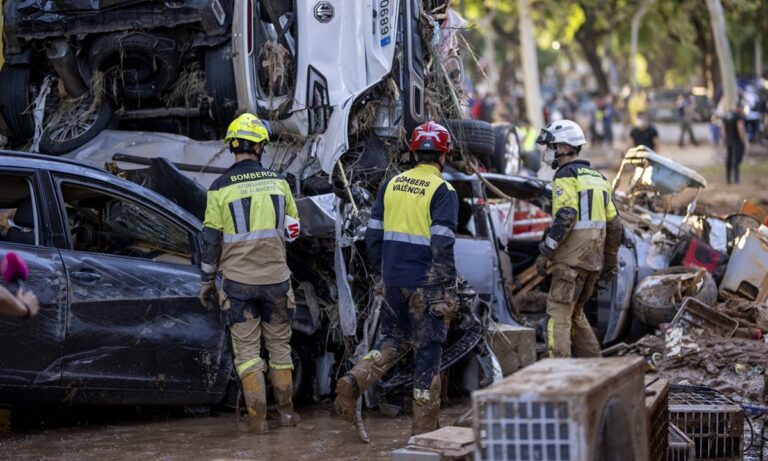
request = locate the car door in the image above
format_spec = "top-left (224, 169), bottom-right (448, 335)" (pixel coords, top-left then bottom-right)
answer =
top-left (447, 176), bottom-right (515, 323)
top-left (0, 169), bottom-right (68, 386)
top-left (52, 174), bottom-right (229, 394)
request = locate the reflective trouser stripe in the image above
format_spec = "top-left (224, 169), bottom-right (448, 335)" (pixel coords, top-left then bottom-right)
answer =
top-left (237, 358), bottom-right (263, 377)
top-left (383, 231), bottom-right (430, 246)
top-left (547, 318), bottom-right (556, 359)
top-left (269, 361), bottom-right (293, 370)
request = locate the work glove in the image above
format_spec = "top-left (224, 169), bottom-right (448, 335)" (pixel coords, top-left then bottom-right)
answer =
top-left (601, 265), bottom-right (618, 281)
top-left (372, 274), bottom-right (385, 298)
top-left (535, 255), bottom-right (550, 277)
top-left (199, 279), bottom-right (216, 310)
top-left (426, 282), bottom-right (460, 322)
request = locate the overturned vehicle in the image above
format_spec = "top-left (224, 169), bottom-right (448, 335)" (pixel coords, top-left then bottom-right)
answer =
top-left (0, 0), bottom-right (512, 172)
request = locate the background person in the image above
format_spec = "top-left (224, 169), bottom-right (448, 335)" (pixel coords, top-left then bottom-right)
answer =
top-left (0, 285), bottom-right (39, 318)
top-left (722, 101), bottom-right (748, 185)
top-left (629, 111), bottom-right (660, 151)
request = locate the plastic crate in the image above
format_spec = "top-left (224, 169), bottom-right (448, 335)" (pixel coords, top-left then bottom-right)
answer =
top-left (645, 377), bottom-right (669, 461)
top-left (668, 423), bottom-right (695, 461)
top-left (668, 386), bottom-right (743, 460)
top-left (473, 358), bottom-right (647, 461)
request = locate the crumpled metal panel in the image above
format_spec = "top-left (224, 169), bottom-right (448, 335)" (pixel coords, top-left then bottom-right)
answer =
top-left (334, 198), bottom-right (356, 336)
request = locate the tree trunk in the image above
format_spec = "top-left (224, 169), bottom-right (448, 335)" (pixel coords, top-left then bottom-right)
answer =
top-left (575, 23), bottom-right (610, 96)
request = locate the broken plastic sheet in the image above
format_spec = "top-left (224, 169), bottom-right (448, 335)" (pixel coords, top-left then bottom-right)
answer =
top-left (334, 198), bottom-right (357, 336)
top-left (64, 130), bottom-right (230, 189)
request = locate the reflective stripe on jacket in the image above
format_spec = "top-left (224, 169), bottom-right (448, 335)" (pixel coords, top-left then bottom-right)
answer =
top-left (551, 159), bottom-right (617, 271)
top-left (366, 164), bottom-right (458, 288)
top-left (201, 159), bottom-right (298, 285)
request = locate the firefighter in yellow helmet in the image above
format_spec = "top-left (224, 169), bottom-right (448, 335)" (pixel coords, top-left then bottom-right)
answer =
top-left (199, 113), bottom-right (301, 433)
top-left (535, 120), bottom-right (623, 358)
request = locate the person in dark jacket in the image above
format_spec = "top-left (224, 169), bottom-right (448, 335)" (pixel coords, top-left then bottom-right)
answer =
top-left (629, 111), bottom-right (660, 152)
top-left (722, 102), bottom-right (748, 184)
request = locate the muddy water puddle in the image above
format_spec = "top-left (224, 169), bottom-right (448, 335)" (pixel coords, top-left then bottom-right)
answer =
top-left (0, 400), bottom-right (471, 460)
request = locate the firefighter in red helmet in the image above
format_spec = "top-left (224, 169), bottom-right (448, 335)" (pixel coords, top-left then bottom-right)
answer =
top-left (334, 121), bottom-right (459, 435)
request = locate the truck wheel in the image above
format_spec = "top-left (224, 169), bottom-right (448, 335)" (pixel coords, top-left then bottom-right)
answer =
top-left (0, 65), bottom-right (35, 139)
top-left (89, 32), bottom-right (179, 100)
top-left (205, 43), bottom-right (238, 126)
top-left (444, 119), bottom-right (496, 160)
top-left (38, 96), bottom-right (115, 155)
top-left (491, 122), bottom-right (521, 174)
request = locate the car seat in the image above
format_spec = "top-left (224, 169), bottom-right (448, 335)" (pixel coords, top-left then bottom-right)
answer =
top-left (5, 197), bottom-right (35, 245)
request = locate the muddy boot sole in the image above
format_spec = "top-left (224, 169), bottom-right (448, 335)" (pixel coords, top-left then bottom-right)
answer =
top-left (278, 412), bottom-right (302, 427)
top-left (237, 416), bottom-right (269, 434)
top-left (334, 376), bottom-right (357, 424)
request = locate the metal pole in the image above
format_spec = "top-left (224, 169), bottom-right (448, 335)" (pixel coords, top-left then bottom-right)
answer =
top-left (756, 32), bottom-right (763, 79)
top-left (517, 0), bottom-right (546, 177)
top-left (630, 1), bottom-right (652, 92)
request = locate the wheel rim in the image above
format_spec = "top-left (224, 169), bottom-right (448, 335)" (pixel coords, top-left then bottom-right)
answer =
top-left (45, 97), bottom-right (101, 142)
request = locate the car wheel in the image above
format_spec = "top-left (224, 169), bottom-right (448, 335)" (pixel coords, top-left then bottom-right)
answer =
top-left (521, 150), bottom-right (541, 173)
top-left (89, 32), bottom-right (179, 100)
top-left (38, 95), bottom-right (116, 155)
top-left (491, 123), bottom-right (521, 174)
top-left (205, 43), bottom-right (238, 127)
top-left (0, 65), bottom-right (35, 139)
top-left (444, 119), bottom-right (496, 160)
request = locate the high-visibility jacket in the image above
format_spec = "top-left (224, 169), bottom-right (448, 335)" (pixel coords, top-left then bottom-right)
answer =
top-left (200, 159), bottom-right (299, 285)
top-left (546, 159), bottom-right (618, 271)
top-left (366, 164), bottom-right (459, 289)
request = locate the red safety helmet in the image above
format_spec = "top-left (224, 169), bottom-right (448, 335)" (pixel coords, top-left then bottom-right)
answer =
top-left (409, 121), bottom-right (452, 153)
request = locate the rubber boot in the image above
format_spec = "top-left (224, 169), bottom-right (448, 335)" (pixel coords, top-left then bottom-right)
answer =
top-left (412, 375), bottom-right (441, 435)
top-left (334, 347), bottom-right (399, 423)
top-left (238, 372), bottom-right (269, 434)
top-left (269, 368), bottom-right (301, 426)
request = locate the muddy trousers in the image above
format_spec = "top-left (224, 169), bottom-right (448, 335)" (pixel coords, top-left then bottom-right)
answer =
top-left (335, 286), bottom-right (448, 434)
top-left (546, 264), bottom-right (602, 358)
top-left (223, 279), bottom-right (299, 430)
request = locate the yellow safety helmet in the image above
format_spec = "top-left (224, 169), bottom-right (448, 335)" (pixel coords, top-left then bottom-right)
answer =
top-left (224, 113), bottom-right (270, 153)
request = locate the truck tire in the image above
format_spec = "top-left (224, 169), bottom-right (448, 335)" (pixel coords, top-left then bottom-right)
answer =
top-left (205, 43), bottom-right (238, 126)
top-left (491, 122), bottom-right (521, 174)
top-left (444, 119), bottom-right (495, 159)
top-left (38, 97), bottom-right (115, 155)
top-left (0, 65), bottom-right (35, 139)
top-left (89, 32), bottom-right (179, 100)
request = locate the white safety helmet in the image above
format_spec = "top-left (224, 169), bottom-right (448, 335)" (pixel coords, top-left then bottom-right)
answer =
top-left (535, 119), bottom-right (586, 169)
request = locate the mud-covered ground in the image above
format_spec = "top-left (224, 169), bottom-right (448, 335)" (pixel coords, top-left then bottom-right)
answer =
top-left (0, 400), bottom-right (470, 460)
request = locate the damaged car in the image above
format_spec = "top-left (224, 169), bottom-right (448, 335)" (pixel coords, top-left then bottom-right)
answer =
top-left (0, 150), bottom-right (493, 407)
top-left (0, 151), bottom-right (240, 404)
